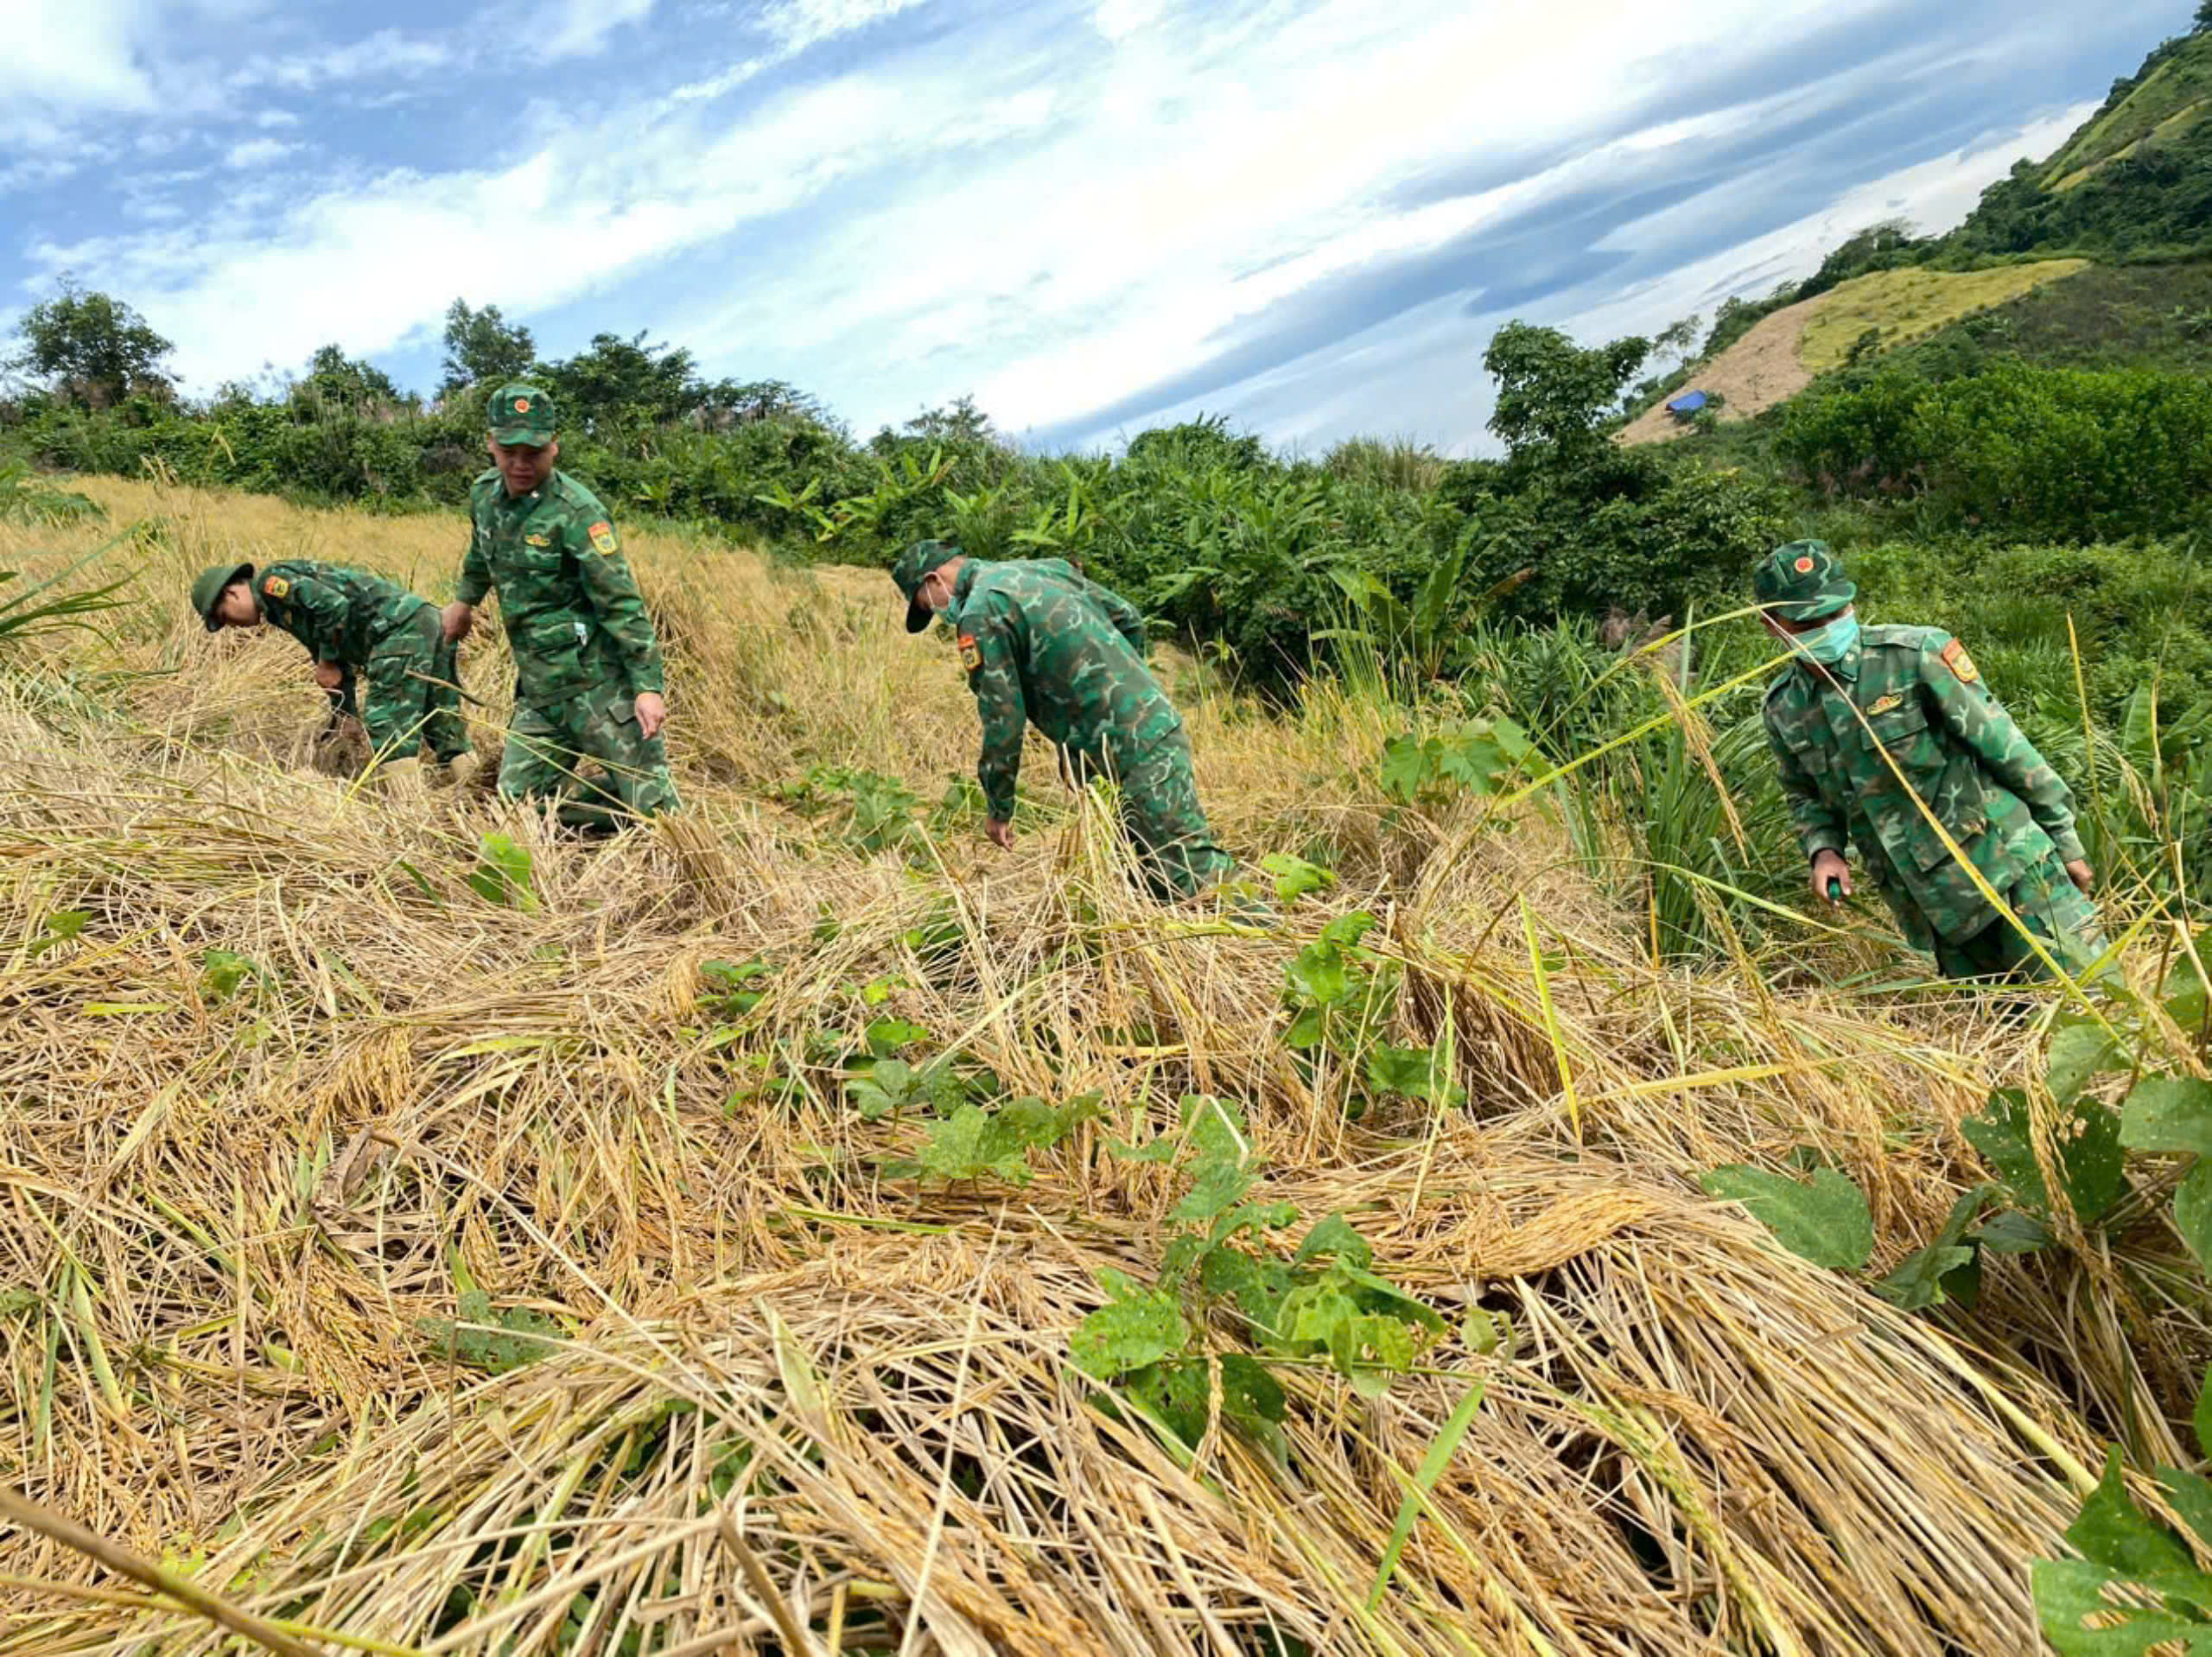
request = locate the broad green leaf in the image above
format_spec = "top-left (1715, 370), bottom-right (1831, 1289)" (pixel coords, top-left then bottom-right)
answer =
top-left (200, 949), bottom-right (257, 1001)
top-left (1172, 1158), bottom-right (1254, 1226)
top-left (467, 832), bottom-right (539, 911)
top-left (1198, 1247), bottom-right (1294, 1332)
top-left (1377, 734), bottom-right (1431, 803)
top-left (2179, 1163), bottom-right (2212, 1272)
top-left (1217, 1354), bottom-right (1288, 1462)
top-left (864, 1017), bottom-right (929, 1056)
top-left (1367, 1043), bottom-right (1440, 1100)
top-left (1874, 1243), bottom-right (1978, 1311)
top-left (1320, 911), bottom-right (1379, 950)
top-left (1294, 1213), bottom-right (1373, 1270)
top-left (1971, 1209), bottom-right (2054, 1255)
top-left (29, 909), bottom-right (88, 955)
top-left (2047, 1023), bottom-right (2122, 1105)
top-left (1285, 943), bottom-right (1351, 1009)
top-left (2033, 1559), bottom-right (2212, 1655)
top-left (1070, 1281), bottom-right (1188, 1381)
top-left (1204, 1199), bottom-right (1298, 1248)
top-left (1260, 853), bottom-right (1336, 904)
top-left (2160, 1470), bottom-right (2212, 1556)
top-left (2070, 1448), bottom-right (2200, 1583)
top-left (1122, 1357), bottom-right (1210, 1451)
top-left (1874, 1183), bottom-right (1997, 1311)
top-left (1967, 1088), bottom-right (2126, 1225)
top-left (2121, 1076), bottom-right (2212, 1159)
top-left (1699, 1165), bottom-right (1874, 1269)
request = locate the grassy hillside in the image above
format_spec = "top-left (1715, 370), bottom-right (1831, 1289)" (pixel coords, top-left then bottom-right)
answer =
top-left (0, 476), bottom-right (2195, 1654)
top-left (1795, 260), bottom-right (2091, 368)
top-left (2044, 33), bottom-right (2212, 189)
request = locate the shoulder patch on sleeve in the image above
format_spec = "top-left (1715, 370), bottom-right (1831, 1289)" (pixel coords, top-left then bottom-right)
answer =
top-left (588, 520), bottom-right (619, 556)
top-left (1940, 638), bottom-right (1980, 684)
top-left (957, 633), bottom-right (982, 673)
top-left (263, 575), bottom-right (289, 599)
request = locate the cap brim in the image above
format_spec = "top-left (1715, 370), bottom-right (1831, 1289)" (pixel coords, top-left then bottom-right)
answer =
top-left (489, 427), bottom-right (552, 448)
top-left (905, 598), bottom-right (933, 634)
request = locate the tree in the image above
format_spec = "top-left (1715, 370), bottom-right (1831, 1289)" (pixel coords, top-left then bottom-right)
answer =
top-left (695, 377), bottom-right (829, 427)
top-left (298, 345), bottom-right (402, 413)
top-left (2196, 1), bottom-right (2210, 35)
top-left (1482, 322), bottom-right (1649, 472)
top-left (7, 281), bottom-right (175, 409)
top-left (438, 299), bottom-right (536, 400)
top-left (541, 330), bottom-right (699, 433)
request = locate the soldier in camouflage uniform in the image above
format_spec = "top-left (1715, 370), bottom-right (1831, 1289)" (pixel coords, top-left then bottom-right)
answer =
top-left (1756, 541), bottom-right (2104, 981)
top-left (441, 383), bottom-right (678, 833)
top-left (193, 558), bottom-right (471, 782)
top-left (892, 539), bottom-right (1234, 901)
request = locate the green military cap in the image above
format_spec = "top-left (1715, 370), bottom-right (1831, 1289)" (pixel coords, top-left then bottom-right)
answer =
top-left (1752, 540), bottom-right (1856, 623)
top-left (190, 562), bottom-right (255, 632)
top-left (488, 382), bottom-right (557, 447)
top-left (892, 538), bottom-right (959, 634)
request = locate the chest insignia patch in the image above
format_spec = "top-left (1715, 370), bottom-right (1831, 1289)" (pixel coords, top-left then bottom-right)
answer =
top-left (1941, 639), bottom-right (1980, 684)
top-left (588, 520), bottom-right (619, 556)
top-left (1866, 693), bottom-right (1903, 716)
top-left (957, 633), bottom-right (982, 673)
top-left (263, 575), bottom-right (289, 599)
top-left (524, 533), bottom-right (551, 547)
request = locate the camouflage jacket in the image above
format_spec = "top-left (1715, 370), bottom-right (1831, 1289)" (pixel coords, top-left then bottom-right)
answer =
top-left (457, 469), bottom-right (665, 703)
top-left (1763, 624), bottom-right (2085, 947)
top-left (251, 560), bottom-right (436, 667)
top-left (943, 558), bottom-right (1182, 822)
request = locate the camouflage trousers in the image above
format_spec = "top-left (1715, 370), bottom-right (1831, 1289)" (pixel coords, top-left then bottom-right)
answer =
top-left (1074, 728), bottom-right (1235, 902)
top-left (1933, 848), bottom-right (2107, 983)
top-left (364, 606), bottom-right (469, 764)
top-left (499, 680), bottom-right (680, 832)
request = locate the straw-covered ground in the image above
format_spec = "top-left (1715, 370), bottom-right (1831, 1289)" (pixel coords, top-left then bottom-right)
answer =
top-left (0, 475), bottom-right (2198, 1654)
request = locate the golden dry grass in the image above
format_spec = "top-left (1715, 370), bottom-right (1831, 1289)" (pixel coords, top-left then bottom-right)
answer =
top-left (1796, 262), bottom-right (2093, 371)
top-left (0, 474), bottom-right (2195, 1654)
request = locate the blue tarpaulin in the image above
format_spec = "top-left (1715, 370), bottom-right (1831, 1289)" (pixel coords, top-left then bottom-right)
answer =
top-left (1667, 390), bottom-right (1709, 416)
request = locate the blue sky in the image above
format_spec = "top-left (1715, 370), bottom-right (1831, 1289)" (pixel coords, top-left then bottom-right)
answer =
top-left (0, 0), bottom-right (2191, 454)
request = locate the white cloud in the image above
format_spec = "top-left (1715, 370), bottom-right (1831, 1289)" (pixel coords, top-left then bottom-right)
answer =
top-left (538, 0), bottom-right (656, 61)
top-left (672, 59), bottom-right (766, 102)
top-left (229, 29), bottom-right (454, 92)
top-left (1092, 0), bottom-right (1166, 41)
top-left (223, 137), bottom-right (296, 168)
top-left (0, 0), bottom-right (156, 112)
top-left (7, 0), bottom-right (2134, 459)
top-left (760, 0), bottom-right (930, 54)
top-left (256, 108), bottom-right (301, 129)
top-left (22, 62), bottom-right (1027, 387)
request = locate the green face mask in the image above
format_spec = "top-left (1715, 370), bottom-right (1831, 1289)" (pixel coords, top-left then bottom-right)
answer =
top-left (1790, 613), bottom-right (1859, 665)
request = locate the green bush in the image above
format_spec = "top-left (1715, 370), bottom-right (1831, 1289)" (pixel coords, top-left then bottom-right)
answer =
top-left (1779, 360), bottom-right (2212, 541)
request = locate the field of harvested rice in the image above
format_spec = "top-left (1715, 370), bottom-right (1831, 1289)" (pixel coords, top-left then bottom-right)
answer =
top-left (0, 474), bottom-right (2198, 1655)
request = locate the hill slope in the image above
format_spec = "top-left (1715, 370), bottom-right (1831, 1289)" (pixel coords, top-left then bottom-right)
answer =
top-left (1620, 260), bottom-right (2088, 443)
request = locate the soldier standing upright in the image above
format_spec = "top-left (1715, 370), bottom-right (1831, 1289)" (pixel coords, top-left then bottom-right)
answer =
top-left (1756, 541), bottom-right (2104, 981)
top-left (892, 539), bottom-right (1234, 901)
top-left (441, 384), bottom-right (678, 832)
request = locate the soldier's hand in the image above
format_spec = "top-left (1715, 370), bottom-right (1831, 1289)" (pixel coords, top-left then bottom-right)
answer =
top-left (312, 661), bottom-right (345, 690)
top-left (1810, 850), bottom-right (1853, 905)
top-left (441, 601), bottom-right (474, 644)
top-left (985, 818), bottom-right (1014, 850)
top-left (632, 692), bottom-right (666, 740)
top-left (2066, 859), bottom-right (2095, 896)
